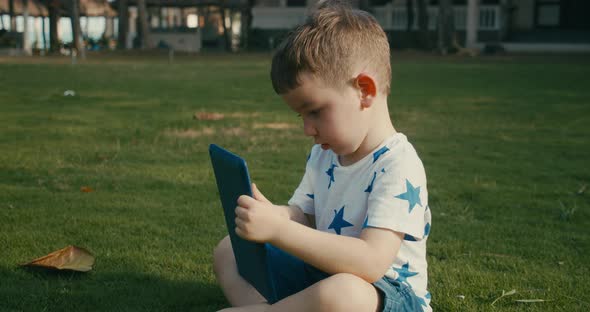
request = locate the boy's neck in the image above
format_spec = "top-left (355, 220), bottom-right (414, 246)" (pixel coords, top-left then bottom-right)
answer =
top-left (339, 99), bottom-right (396, 166)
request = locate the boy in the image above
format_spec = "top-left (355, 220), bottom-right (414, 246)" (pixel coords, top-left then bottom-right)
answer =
top-left (213, 1), bottom-right (431, 311)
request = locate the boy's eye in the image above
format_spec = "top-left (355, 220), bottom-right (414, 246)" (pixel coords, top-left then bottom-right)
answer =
top-left (308, 109), bottom-right (320, 116)
top-left (296, 108), bottom-right (321, 118)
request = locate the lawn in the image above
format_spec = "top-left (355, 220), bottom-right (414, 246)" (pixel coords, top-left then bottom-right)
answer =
top-left (1, 53), bottom-right (589, 311)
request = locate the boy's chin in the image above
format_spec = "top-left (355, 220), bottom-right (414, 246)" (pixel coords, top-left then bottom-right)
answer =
top-left (320, 143), bottom-right (330, 150)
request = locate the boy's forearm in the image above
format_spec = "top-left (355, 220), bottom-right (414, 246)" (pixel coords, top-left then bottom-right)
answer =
top-left (279, 205), bottom-right (311, 227)
top-left (269, 220), bottom-right (385, 282)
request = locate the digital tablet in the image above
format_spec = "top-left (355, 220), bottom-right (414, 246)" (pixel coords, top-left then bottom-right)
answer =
top-left (208, 144), bottom-right (277, 303)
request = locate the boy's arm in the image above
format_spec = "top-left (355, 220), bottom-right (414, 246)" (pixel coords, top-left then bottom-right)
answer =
top-left (279, 204), bottom-right (314, 228)
top-left (236, 189), bottom-right (402, 283)
top-left (272, 221), bottom-right (402, 283)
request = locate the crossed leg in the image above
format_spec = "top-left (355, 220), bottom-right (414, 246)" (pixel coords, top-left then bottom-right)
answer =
top-left (213, 236), bottom-right (267, 306)
top-left (213, 236), bottom-right (383, 312)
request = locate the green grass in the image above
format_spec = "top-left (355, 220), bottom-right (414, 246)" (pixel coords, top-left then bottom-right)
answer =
top-left (1, 53), bottom-right (589, 311)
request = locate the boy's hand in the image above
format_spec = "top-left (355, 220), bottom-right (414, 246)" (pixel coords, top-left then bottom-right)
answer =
top-left (235, 184), bottom-right (288, 243)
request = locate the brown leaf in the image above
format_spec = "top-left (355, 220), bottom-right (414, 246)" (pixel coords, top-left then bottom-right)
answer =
top-left (193, 112), bottom-right (224, 121)
top-left (22, 245), bottom-right (95, 272)
top-left (80, 186), bottom-right (93, 193)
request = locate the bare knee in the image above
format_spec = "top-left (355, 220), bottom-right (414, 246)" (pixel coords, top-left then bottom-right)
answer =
top-left (213, 235), bottom-right (234, 277)
top-left (316, 273), bottom-right (380, 312)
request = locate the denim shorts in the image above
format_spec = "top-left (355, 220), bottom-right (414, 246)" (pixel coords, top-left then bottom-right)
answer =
top-left (265, 244), bottom-right (425, 311)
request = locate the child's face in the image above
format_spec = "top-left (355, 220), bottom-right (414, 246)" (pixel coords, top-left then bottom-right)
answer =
top-left (282, 72), bottom-right (370, 159)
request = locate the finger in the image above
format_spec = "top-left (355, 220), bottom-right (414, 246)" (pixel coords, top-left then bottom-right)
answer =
top-left (235, 217), bottom-right (245, 229)
top-left (252, 183), bottom-right (270, 203)
top-left (235, 206), bottom-right (249, 220)
top-left (237, 194), bottom-right (255, 207)
top-left (235, 226), bottom-right (245, 239)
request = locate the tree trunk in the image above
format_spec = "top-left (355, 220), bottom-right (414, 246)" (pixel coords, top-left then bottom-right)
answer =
top-left (117, 0), bottom-right (128, 49)
top-left (70, 0), bottom-right (85, 57)
top-left (48, 0), bottom-right (60, 53)
top-left (137, 0), bottom-right (151, 49)
top-left (416, 0), bottom-right (430, 50)
top-left (437, 0), bottom-right (454, 54)
top-left (500, 0), bottom-right (515, 41)
top-left (242, 0), bottom-right (255, 50)
top-left (42, 15), bottom-right (47, 51)
top-left (465, 0), bottom-right (479, 49)
top-left (23, 0), bottom-right (30, 54)
top-left (220, 7), bottom-right (232, 52)
top-left (9, 0), bottom-right (16, 31)
top-left (406, 0), bottom-right (414, 33)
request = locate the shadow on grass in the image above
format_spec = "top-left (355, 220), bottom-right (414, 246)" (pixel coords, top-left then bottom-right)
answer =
top-left (0, 266), bottom-right (227, 311)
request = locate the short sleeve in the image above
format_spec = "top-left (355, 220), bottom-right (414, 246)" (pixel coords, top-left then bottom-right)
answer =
top-left (287, 147), bottom-right (317, 215)
top-left (365, 157), bottom-right (428, 240)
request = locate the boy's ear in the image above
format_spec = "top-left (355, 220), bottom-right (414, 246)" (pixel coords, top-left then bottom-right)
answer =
top-left (354, 73), bottom-right (377, 108)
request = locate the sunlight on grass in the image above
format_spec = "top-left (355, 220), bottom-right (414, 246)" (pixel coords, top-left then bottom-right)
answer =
top-left (1, 54), bottom-right (589, 311)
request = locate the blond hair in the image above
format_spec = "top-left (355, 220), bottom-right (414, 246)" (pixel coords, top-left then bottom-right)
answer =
top-left (271, 0), bottom-right (391, 95)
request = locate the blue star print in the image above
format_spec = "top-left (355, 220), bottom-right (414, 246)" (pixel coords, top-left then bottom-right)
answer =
top-left (420, 292), bottom-right (431, 308)
top-left (394, 262), bottom-right (418, 284)
top-left (404, 234), bottom-right (417, 241)
top-left (306, 194), bottom-right (315, 199)
top-left (394, 179), bottom-right (422, 213)
top-left (326, 163), bottom-right (337, 189)
top-left (328, 206), bottom-right (354, 235)
top-left (362, 216), bottom-right (369, 228)
top-left (372, 146), bottom-right (390, 163)
top-left (364, 171), bottom-right (377, 193)
top-left (417, 296), bottom-right (427, 308)
top-left (424, 223), bottom-right (431, 237)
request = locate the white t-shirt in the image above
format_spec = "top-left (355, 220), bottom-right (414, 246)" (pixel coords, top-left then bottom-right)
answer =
top-left (288, 133), bottom-right (432, 310)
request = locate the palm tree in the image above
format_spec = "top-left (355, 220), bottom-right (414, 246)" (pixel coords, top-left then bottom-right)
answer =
top-left (241, 0), bottom-right (256, 50)
top-left (465, 0), bottom-right (479, 49)
top-left (46, 0), bottom-right (61, 53)
top-left (69, 0), bottom-right (84, 57)
top-left (136, 0), bottom-right (150, 49)
top-left (437, 0), bottom-right (454, 54)
top-left (8, 0), bottom-right (16, 30)
top-left (416, 0), bottom-right (430, 50)
top-left (405, 0), bottom-right (414, 33)
top-left (117, 0), bottom-right (128, 49)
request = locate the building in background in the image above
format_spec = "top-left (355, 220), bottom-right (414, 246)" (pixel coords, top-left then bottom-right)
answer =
top-left (249, 0), bottom-right (590, 52)
top-left (2, 0), bottom-right (589, 53)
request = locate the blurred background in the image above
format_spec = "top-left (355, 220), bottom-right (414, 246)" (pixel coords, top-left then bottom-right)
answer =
top-left (1, 0), bottom-right (589, 56)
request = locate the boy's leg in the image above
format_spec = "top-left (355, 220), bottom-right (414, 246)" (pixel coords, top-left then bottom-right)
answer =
top-left (218, 273), bottom-right (382, 312)
top-left (213, 235), bottom-right (266, 306)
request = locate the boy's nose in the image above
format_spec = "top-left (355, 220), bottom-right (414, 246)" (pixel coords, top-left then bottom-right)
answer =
top-left (303, 119), bottom-right (317, 137)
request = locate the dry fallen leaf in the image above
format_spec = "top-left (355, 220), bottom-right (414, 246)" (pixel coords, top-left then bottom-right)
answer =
top-left (80, 186), bottom-right (93, 193)
top-left (193, 112), bottom-right (224, 121)
top-left (22, 245), bottom-right (95, 272)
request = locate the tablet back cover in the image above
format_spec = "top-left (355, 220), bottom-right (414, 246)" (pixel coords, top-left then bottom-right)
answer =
top-left (209, 144), bottom-right (276, 302)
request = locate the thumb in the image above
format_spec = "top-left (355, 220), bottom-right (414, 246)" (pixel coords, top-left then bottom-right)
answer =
top-left (251, 183), bottom-right (270, 203)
